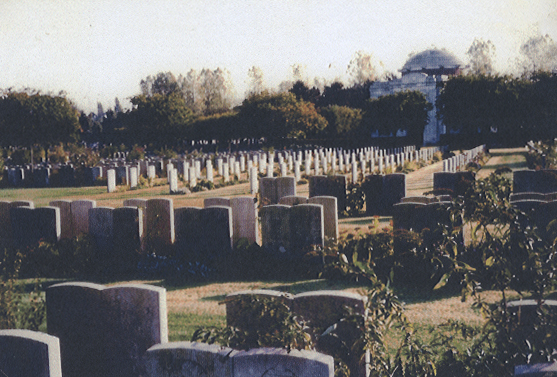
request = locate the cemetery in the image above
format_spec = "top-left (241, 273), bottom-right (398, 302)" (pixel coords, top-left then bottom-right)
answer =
top-left (3, 142), bottom-right (557, 377)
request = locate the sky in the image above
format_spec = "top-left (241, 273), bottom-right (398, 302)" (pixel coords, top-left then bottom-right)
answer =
top-left (0, 0), bottom-right (556, 114)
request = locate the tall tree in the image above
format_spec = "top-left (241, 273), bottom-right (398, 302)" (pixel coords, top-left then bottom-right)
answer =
top-left (347, 51), bottom-right (382, 86)
top-left (140, 72), bottom-right (181, 97)
top-left (238, 92), bottom-right (327, 140)
top-left (0, 91), bottom-right (81, 159)
top-left (198, 68), bottom-right (234, 115)
top-left (125, 93), bottom-right (194, 147)
top-left (467, 38), bottom-right (497, 75)
top-left (319, 105), bottom-right (362, 138)
top-left (517, 34), bottom-right (557, 74)
top-left (245, 66), bottom-right (265, 97)
top-left (289, 81), bottom-right (320, 103)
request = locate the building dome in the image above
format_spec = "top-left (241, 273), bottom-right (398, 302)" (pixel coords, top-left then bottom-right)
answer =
top-left (401, 49), bottom-right (465, 76)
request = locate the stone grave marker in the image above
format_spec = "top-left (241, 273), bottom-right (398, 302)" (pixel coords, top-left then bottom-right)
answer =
top-left (199, 206), bottom-right (233, 261)
top-left (308, 196), bottom-right (338, 240)
top-left (204, 197), bottom-right (231, 208)
top-left (231, 196), bottom-right (258, 244)
top-left (47, 282), bottom-right (167, 377)
top-left (278, 195), bottom-right (308, 206)
top-left (145, 198), bottom-right (175, 251)
top-left (49, 200), bottom-right (73, 239)
top-left (143, 341), bottom-right (235, 377)
top-left (0, 329), bottom-right (62, 377)
top-left (174, 206), bottom-right (203, 260)
top-left (289, 204), bottom-right (324, 254)
top-left (260, 205), bottom-right (291, 254)
top-left (70, 199), bottom-right (96, 237)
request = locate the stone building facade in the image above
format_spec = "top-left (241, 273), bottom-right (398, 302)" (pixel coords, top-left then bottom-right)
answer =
top-left (369, 49), bottom-right (466, 145)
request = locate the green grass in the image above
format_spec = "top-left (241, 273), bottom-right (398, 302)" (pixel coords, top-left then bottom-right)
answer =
top-left (168, 312), bottom-right (226, 342)
top-left (0, 187), bottom-right (106, 206)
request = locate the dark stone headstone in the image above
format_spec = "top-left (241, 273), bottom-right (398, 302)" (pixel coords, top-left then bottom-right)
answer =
top-left (363, 174), bottom-right (384, 215)
top-left (309, 175), bottom-right (347, 213)
top-left (199, 206), bottom-right (233, 262)
top-left (289, 204), bottom-right (324, 255)
top-left (174, 206), bottom-right (203, 260)
top-left (260, 205), bottom-right (291, 254)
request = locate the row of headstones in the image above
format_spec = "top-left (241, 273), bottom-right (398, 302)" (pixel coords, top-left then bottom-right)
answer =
top-left (6, 164), bottom-right (78, 188)
top-left (1, 195), bottom-right (338, 257)
top-left (0, 282), bottom-right (335, 377)
top-left (225, 289), bottom-right (367, 377)
top-left (442, 145), bottom-right (486, 172)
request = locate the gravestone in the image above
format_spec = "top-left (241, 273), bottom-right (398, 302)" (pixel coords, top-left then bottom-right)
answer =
top-left (129, 166), bottom-right (138, 188)
top-left (308, 196), bottom-right (338, 240)
top-left (308, 175), bottom-right (347, 214)
top-left (143, 341), bottom-right (235, 377)
top-left (392, 202), bottom-right (426, 231)
top-left (232, 347), bottom-right (334, 377)
top-left (107, 169), bottom-right (116, 193)
top-left (289, 204), bottom-right (324, 254)
top-left (49, 200), bottom-right (73, 239)
top-left (260, 177), bottom-right (278, 205)
top-left (71, 200), bottom-right (96, 237)
top-left (276, 176), bottom-right (296, 202)
top-left (199, 206), bottom-right (233, 262)
top-left (363, 174), bottom-right (384, 215)
top-left (123, 198), bottom-right (148, 251)
top-left (174, 206), bottom-right (203, 260)
top-left (145, 198), bottom-right (175, 251)
top-left (168, 168), bottom-right (179, 193)
top-left (46, 282), bottom-right (168, 377)
top-left (231, 197), bottom-right (258, 244)
top-left (278, 195), bottom-right (308, 206)
top-left (0, 329), bottom-right (62, 377)
top-left (292, 291), bottom-right (367, 377)
top-left (204, 197), bottom-right (231, 208)
top-left (36, 206), bottom-right (61, 243)
top-left (260, 205), bottom-right (291, 254)
top-left (113, 206), bottom-right (143, 260)
top-left (89, 207), bottom-right (114, 252)
top-left (116, 165), bottom-right (129, 186)
top-left (382, 174), bottom-right (406, 215)
top-left (10, 206), bottom-right (38, 247)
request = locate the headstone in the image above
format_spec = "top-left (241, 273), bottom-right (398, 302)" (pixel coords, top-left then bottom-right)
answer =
top-left (231, 197), bottom-right (258, 244)
top-left (289, 204), bottom-right (324, 254)
top-left (129, 166), bottom-right (138, 188)
top-left (232, 347), bottom-right (334, 377)
top-left (46, 282), bottom-right (168, 377)
top-left (10, 206), bottom-right (38, 247)
top-left (144, 341), bottom-right (235, 377)
top-left (107, 169), bottom-right (116, 193)
top-left (36, 206), bottom-right (61, 243)
top-left (276, 176), bottom-right (296, 202)
top-left (260, 177), bottom-right (278, 205)
top-left (204, 197), bottom-right (231, 208)
top-left (113, 206), bottom-right (143, 257)
top-left (363, 174), bottom-right (384, 215)
top-left (145, 198), bottom-right (175, 251)
top-left (199, 206), bottom-right (233, 262)
top-left (260, 205), bottom-right (291, 254)
top-left (174, 206), bottom-right (203, 260)
top-left (71, 200), bottom-right (96, 237)
top-left (123, 198), bottom-right (148, 251)
top-left (0, 329), bottom-right (62, 377)
top-left (50, 200), bottom-right (73, 239)
top-left (308, 196), bottom-right (338, 240)
top-left (278, 195), bottom-right (309, 206)
top-left (225, 290), bottom-right (293, 329)
top-left (308, 175), bottom-right (347, 214)
top-left (168, 168), bottom-right (179, 193)
top-left (382, 174), bottom-right (406, 215)
top-left (88, 207), bottom-right (114, 252)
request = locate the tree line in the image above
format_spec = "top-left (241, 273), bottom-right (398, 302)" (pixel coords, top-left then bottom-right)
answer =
top-left (0, 34), bottom-right (556, 157)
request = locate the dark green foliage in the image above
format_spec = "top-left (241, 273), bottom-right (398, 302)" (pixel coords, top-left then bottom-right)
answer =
top-left (191, 295), bottom-right (313, 352)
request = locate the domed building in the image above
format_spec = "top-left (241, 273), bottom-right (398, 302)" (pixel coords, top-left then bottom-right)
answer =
top-left (369, 48), bottom-right (467, 144)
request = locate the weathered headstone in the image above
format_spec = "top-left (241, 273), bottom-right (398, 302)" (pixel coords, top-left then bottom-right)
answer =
top-left (199, 206), bottom-right (233, 261)
top-left (308, 175), bottom-right (347, 214)
top-left (174, 206), bottom-right (203, 260)
top-left (145, 198), bottom-right (175, 251)
top-left (308, 196), bottom-right (338, 240)
top-left (260, 177), bottom-right (278, 205)
top-left (88, 207), bottom-right (114, 252)
top-left (204, 197), bottom-right (231, 208)
top-left (231, 197), bottom-right (258, 244)
top-left (143, 341), bottom-right (235, 377)
top-left (232, 347), bottom-right (334, 377)
top-left (49, 200), bottom-right (73, 239)
top-left (260, 205), bottom-right (291, 254)
top-left (46, 282), bottom-right (168, 377)
top-left (276, 176), bottom-right (296, 202)
top-left (107, 169), bottom-right (116, 193)
top-left (71, 200), bottom-right (96, 237)
top-left (0, 329), bottom-right (62, 377)
top-left (289, 204), bottom-right (324, 254)
top-left (113, 206), bottom-right (143, 256)
top-left (278, 195), bottom-right (309, 206)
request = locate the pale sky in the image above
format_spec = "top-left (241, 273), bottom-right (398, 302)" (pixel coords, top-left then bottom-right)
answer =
top-left (0, 0), bottom-right (556, 113)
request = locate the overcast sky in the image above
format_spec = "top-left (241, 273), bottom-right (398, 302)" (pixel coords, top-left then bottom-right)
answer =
top-left (1, 0), bottom-right (555, 113)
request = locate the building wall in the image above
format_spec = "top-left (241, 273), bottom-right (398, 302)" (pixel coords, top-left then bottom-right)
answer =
top-left (369, 72), bottom-right (446, 145)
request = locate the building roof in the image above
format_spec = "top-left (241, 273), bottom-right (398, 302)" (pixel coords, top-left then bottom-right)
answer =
top-left (401, 49), bottom-right (464, 75)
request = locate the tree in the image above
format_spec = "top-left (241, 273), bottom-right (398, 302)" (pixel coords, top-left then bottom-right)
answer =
top-left (319, 105), bottom-right (362, 138)
top-left (140, 72), bottom-right (181, 97)
top-left (517, 34), bottom-right (557, 74)
top-left (198, 68), bottom-right (234, 115)
top-left (125, 93), bottom-right (194, 147)
top-left (245, 66), bottom-right (265, 97)
top-left (363, 90), bottom-right (432, 145)
top-left (237, 92), bottom-right (327, 140)
top-left (278, 64), bottom-right (308, 92)
top-left (289, 81), bottom-right (320, 103)
top-left (436, 74), bottom-right (527, 145)
top-left (0, 91), bottom-right (81, 160)
top-left (467, 38), bottom-right (497, 75)
top-left (347, 51), bottom-right (382, 86)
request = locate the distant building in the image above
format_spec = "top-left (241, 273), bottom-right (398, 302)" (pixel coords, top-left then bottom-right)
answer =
top-left (369, 48), bottom-right (467, 145)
